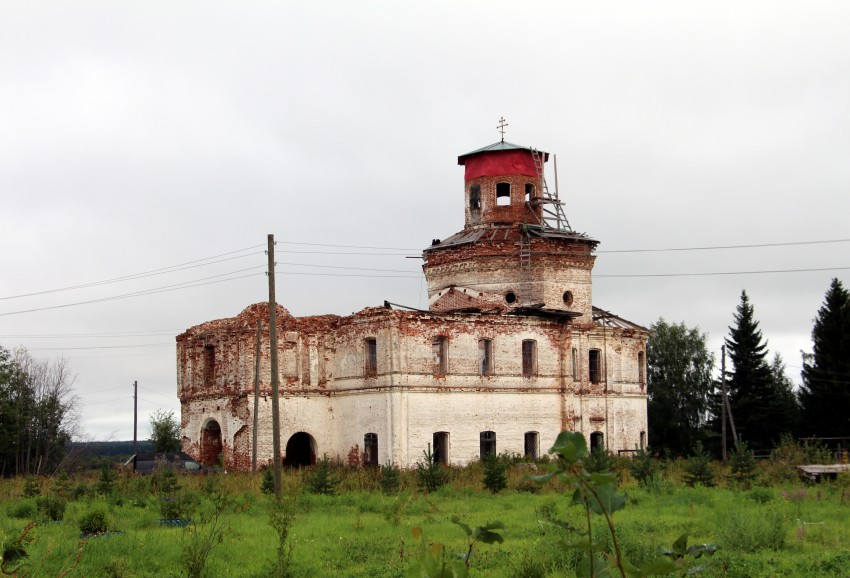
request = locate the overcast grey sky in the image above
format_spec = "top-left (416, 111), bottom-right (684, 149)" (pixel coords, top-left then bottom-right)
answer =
top-left (1, 1), bottom-right (848, 441)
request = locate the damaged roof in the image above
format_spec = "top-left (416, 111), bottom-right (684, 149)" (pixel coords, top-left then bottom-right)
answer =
top-left (592, 306), bottom-right (649, 331)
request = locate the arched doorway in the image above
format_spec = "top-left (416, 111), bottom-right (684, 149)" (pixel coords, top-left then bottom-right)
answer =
top-left (283, 432), bottom-right (317, 467)
top-left (201, 420), bottom-right (222, 466)
top-left (590, 431), bottom-right (604, 455)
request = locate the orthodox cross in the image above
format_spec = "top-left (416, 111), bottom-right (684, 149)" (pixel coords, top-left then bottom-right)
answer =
top-left (496, 116), bottom-right (508, 142)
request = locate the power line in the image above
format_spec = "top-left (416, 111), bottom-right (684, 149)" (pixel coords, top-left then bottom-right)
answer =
top-left (0, 245), bottom-right (265, 301)
top-left (597, 238), bottom-right (850, 254)
top-left (0, 331), bottom-right (179, 339)
top-left (27, 344), bottom-right (173, 351)
top-left (595, 266), bottom-right (850, 278)
top-left (279, 240), bottom-right (420, 251)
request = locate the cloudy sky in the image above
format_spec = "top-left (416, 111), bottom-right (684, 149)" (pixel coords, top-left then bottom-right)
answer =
top-left (1, 1), bottom-right (848, 441)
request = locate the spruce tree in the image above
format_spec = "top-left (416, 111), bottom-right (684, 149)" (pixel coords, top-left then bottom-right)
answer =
top-left (799, 278), bottom-right (850, 437)
top-left (724, 290), bottom-right (797, 450)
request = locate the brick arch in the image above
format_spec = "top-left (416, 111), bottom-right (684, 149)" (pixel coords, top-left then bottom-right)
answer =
top-left (200, 419), bottom-right (223, 466)
top-left (283, 432), bottom-right (317, 467)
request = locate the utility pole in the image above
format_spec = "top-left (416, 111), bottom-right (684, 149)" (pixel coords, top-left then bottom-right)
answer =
top-left (721, 344), bottom-right (738, 452)
top-left (252, 318), bottom-right (261, 472)
top-left (267, 234), bottom-right (282, 497)
top-left (133, 380), bottom-right (138, 455)
top-left (721, 346), bottom-right (727, 463)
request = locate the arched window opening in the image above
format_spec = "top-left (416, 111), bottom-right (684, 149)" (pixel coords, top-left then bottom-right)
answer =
top-left (522, 340), bottom-right (537, 377)
top-left (495, 182), bottom-right (511, 206)
top-left (364, 337), bottom-right (377, 377)
top-left (638, 351), bottom-right (646, 386)
top-left (479, 339), bottom-right (494, 376)
top-left (571, 348), bottom-right (578, 380)
top-left (200, 420), bottom-right (222, 466)
top-left (203, 345), bottom-right (215, 388)
top-left (590, 432), bottom-right (604, 455)
top-left (469, 184), bottom-right (481, 211)
top-left (433, 432), bottom-right (450, 464)
top-left (525, 183), bottom-right (535, 203)
top-left (480, 431), bottom-right (496, 458)
top-left (364, 433), bottom-right (378, 466)
top-left (433, 336), bottom-right (448, 375)
top-left (524, 431), bottom-right (539, 459)
top-left (589, 349), bottom-right (601, 384)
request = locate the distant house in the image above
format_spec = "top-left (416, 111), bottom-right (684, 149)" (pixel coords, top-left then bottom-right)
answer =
top-left (125, 452), bottom-right (204, 474)
top-left (177, 138), bottom-right (649, 471)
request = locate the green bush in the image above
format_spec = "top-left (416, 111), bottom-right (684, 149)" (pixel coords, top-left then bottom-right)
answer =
top-left (379, 462), bottom-right (401, 493)
top-left (306, 455), bottom-right (340, 495)
top-left (78, 507), bottom-right (109, 535)
top-left (628, 447), bottom-right (658, 487)
top-left (748, 486), bottom-right (773, 504)
top-left (261, 467), bottom-right (275, 495)
top-left (7, 500), bottom-right (37, 519)
top-left (728, 441), bottom-right (757, 489)
top-left (482, 453), bottom-right (507, 494)
top-left (684, 442), bottom-right (716, 487)
top-left (415, 444), bottom-right (446, 493)
top-left (22, 476), bottom-right (40, 498)
top-left (36, 496), bottom-right (66, 521)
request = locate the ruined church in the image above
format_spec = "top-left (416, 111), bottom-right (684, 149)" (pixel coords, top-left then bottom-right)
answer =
top-left (177, 137), bottom-right (649, 470)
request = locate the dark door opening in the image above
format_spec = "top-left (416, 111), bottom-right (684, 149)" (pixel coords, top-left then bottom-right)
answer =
top-left (283, 432), bottom-right (317, 467)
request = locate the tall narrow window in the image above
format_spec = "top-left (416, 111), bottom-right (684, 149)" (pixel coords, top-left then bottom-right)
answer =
top-left (524, 431), bottom-right (539, 459)
top-left (589, 349), bottom-right (601, 384)
top-left (525, 183), bottom-right (535, 203)
top-left (638, 351), bottom-right (645, 385)
top-left (365, 338), bottom-right (377, 377)
top-left (364, 433), bottom-right (378, 466)
top-left (571, 348), bottom-right (578, 380)
top-left (469, 184), bottom-right (481, 211)
top-left (640, 431), bottom-right (646, 450)
top-left (590, 432), bottom-right (604, 454)
top-left (433, 432), bottom-right (450, 464)
top-left (480, 431), bottom-right (496, 458)
top-left (203, 345), bottom-right (215, 387)
top-left (522, 340), bottom-right (537, 377)
top-left (479, 339), bottom-right (493, 376)
top-left (495, 182), bottom-right (511, 206)
top-left (433, 336), bottom-right (448, 375)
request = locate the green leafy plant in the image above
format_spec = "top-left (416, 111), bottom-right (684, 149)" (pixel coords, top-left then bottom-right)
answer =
top-left (51, 472), bottom-right (73, 501)
top-left (481, 453), bottom-right (507, 494)
top-left (407, 517), bottom-right (504, 577)
top-left (530, 430), bottom-right (718, 577)
top-left (268, 497), bottom-right (297, 577)
top-left (181, 485), bottom-right (233, 578)
top-left (36, 495), bottom-right (66, 521)
top-left (7, 500), bottom-right (37, 520)
top-left (416, 444), bottom-right (446, 493)
top-left (306, 454), bottom-right (340, 495)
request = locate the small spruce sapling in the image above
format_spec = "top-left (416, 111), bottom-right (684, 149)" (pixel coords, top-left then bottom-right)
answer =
top-left (416, 444), bottom-right (446, 493)
top-left (306, 454), bottom-right (340, 495)
top-left (728, 441), bottom-right (757, 489)
top-left (481, 453), bottom-right (507, 494)
top-left (380, 462), bottom-right (401, 493)
top-left (684, 442), bottom-right (716, 487)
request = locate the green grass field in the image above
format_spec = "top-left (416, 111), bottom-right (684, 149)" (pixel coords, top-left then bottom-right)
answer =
top-left (2, 461), bottom-right (850, 577)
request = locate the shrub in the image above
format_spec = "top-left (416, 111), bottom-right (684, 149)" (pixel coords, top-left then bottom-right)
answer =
top-left (79, 507), bottom-right (109, 535)
top-left (482, 453), bottom-right (507, 494)
top-left (72, 482), bottom-right (93, 501)
top-left (7, 500), bottom-right (37, 520)
top-left (684, 442), bottom-right (716, 487)
top-left (261, 467), bottom-right (275, 495)
top-left (51, 472), bottom-right (73, 500)
top-left (96, 461), bottom-right (117, 496)
top-left (22, 476), bottom-right (40, 498)
top-left (416, 444), bottom-right (446, 493)
top-left (748, 486), bottom-right (773, 504)
top-left (306, 455), bottom-right (340, 495)
top-left (728, 441), bottom-right (757, 489)
top-left (380, 462), bottom-right (401, 493)
top-left (628, 447), bottom-right (658, 487)
top-left (37, 496), bottom-right (66, 521)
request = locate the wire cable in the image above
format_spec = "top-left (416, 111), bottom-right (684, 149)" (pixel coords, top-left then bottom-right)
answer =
top-left (597, 238), bottom-right (850, 254)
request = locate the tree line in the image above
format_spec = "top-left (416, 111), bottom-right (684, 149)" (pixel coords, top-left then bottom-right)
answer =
top-left (0, 346), bottom-right (80, 476)
top-left (648, 278), bottom-right (850, 456)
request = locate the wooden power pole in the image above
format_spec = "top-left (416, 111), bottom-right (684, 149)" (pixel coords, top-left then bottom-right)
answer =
top-left (721, 346), bottom-right (727, 463)
top-left (267, 234), bottom-right (282, 497)
top-left (133, 380), bottom-right (138, 455)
